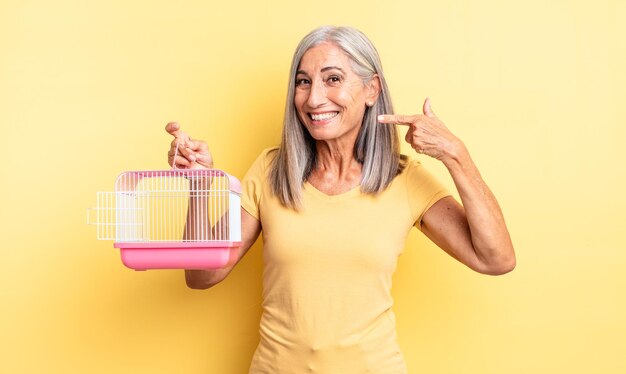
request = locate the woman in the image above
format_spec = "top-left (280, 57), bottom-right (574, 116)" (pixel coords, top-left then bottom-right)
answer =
top-left (166, 26), bottom-right (515, 373)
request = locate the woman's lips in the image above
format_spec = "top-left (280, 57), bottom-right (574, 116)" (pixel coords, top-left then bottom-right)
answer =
top-left (308, 111), bottom-right (339, 124)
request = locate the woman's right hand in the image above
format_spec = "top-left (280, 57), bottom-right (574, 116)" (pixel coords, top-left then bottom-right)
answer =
top-left (165, 122), bottom-right (213, 169)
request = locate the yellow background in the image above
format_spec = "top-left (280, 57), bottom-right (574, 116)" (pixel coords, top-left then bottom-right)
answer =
top-left (1, 0), bottom-right (624, 373)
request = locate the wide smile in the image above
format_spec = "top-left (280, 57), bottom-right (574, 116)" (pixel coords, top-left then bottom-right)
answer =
top-left (308, 111), bottom-right (339, 124)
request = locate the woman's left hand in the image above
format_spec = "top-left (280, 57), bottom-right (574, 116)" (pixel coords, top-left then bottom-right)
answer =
top-left (378, 98), bottom-right (465, 162)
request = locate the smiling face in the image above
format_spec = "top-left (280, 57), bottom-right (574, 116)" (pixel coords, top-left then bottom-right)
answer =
top-left (294, 42), bottom-right (379, 144)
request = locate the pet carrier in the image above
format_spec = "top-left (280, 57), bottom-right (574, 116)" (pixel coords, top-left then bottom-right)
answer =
top-left (87, 169), bottom-right (241, 270)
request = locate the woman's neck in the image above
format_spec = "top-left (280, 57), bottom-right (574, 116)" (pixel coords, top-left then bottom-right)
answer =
top-left (308, 139), bottom-right (362, 195)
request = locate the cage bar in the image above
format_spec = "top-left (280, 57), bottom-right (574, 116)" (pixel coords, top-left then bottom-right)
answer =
top-left (88, 169), bottom-right (242, 270)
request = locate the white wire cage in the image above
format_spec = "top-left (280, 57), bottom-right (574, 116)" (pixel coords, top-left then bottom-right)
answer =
top-left (87, 169), bottom-right (241, 270)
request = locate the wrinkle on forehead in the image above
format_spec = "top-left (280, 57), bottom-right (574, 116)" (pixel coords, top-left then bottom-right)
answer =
top-left (298, 42), bottom-right (353, 74)
top-left (298, 43), bottom-right (365, 92)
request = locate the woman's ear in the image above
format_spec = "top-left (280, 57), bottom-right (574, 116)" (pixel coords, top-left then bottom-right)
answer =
top-left (365, 74), bottom-right (381, 106)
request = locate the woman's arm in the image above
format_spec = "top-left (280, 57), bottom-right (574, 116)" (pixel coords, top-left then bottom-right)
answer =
top-left (420, 158), bottom-right (515, 275)
top-left (185, 208), bottom-right (261, 289)
top-left (378, 99), bottom-right (515, 275)
top-left (165, 122), bottom-right (262, 287)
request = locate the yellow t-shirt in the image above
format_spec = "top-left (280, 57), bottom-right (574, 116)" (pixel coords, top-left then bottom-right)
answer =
top-left (241, 148), bottom-right (449, 374)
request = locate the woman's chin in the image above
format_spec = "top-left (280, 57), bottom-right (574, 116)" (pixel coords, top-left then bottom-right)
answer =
top-left (305, 123), bottom-right (361, 143)
top-left (307, 128), bottom-right (337, 141)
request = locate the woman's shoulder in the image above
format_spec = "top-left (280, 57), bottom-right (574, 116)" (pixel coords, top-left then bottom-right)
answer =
top-left (259, 146), bottom-right (279, 159)
top-left (397, 154), bottom-right (443, 186)
top-left (398, 154), bottom-right (424, 175)
top-left (398, 154), bottom-right (448, 194)
top-left (253, 146), bottom-right (279, 168)
top-left (245, 146), bottom-right (279, 176)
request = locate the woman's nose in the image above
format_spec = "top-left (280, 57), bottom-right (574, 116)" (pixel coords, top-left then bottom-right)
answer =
top-left (306, 80), bottom-right (327, 108)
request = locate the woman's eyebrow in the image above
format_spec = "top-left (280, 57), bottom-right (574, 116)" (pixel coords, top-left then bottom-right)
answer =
top-left (296, 66), bottom-right (345, 75)
top-left (321, 66), bottom-right (344, 73)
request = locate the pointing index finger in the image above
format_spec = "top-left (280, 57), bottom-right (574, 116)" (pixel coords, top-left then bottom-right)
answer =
top-left (377, 114), bottom-right (417, 126)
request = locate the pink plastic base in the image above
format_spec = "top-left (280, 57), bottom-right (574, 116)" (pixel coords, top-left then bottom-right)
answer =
top-left (114, 242), bottom-right (241, 271)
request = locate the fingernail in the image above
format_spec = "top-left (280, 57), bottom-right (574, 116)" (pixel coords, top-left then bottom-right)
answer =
top-left (377, 115), bottom-right (384, 121)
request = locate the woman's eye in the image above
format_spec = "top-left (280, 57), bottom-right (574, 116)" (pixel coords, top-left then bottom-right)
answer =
top-left (295, 78), bottom-right (310, 86)
top-left (327, 75), bottom-right (341, 84)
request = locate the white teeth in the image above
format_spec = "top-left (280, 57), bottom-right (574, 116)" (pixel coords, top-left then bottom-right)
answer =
top-left (311, 112), bottom-right (338, 121)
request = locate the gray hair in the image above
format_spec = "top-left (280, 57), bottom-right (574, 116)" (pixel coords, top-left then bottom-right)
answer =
top-left (270, 26), bottom-right (402, 209)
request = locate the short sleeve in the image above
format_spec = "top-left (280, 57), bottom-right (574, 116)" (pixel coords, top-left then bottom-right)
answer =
top-left (240, 148), bottom-right (276, 220)
top-left (405, 159), bottom-right (451, 231)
